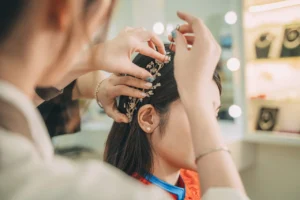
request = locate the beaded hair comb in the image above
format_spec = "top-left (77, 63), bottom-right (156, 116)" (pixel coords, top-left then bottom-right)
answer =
top-left (123, 55), bottom-right (170, 122)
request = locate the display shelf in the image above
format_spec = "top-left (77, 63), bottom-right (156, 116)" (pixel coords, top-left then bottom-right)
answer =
top-left (249, 97), bottom-right (300, 103)
top-left (245, 131), bottom-right (300, 147)
top-left (242, 0), bottom-right (300, 148)
top-left (248, 57), bottom-right (300, 65)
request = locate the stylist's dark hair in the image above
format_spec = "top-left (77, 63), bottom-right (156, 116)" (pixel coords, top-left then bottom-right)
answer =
top-left (0, 0), bottom-right (114, 44)
top-left (0, 0), bottom-right (27, 43)
top-left (104, 44), bottom-right (222, 178)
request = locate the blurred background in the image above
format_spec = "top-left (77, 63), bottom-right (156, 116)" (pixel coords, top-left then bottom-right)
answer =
top-left (53, 0), bottom-right (300, 199)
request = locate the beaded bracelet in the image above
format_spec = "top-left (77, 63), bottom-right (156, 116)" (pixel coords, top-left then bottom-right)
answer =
top-left (94, 80), bottom-right (105, 108)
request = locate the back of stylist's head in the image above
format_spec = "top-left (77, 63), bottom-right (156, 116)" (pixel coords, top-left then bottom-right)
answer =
top-left (0, 1), bottom-right (172, 199)
top-left (0, 0), bottom-right (114, 92)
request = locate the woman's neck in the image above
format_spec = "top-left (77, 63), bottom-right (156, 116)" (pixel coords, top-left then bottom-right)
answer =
top-left (152, 155), bottom-right (181, 185)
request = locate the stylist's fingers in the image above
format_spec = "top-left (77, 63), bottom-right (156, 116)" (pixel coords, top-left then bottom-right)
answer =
top-left (148, 33), bottom-right (166, 55)
top-left (168, 35), bottom-right (173, 42)
top-left (169, 35), bottom-right (195, 45)
top-left (105, 105), bottom-right (129, 123)
top-left (177, 11), bottom-right (208, 43)
top-left (113, 85), bottom-right (148, 99)
top-left (169, 43), bottom-right (192, 52)
top-left (173, 31), bottom-right (188, 54)
top-left (137, 44), bottom-right (169, 63)
top-left (185, 35), bottom-right (195, 45)
top-left (136, 31), bottom-right (166, 56)
top-left (113, 76), bottom-right (153, 90)
top-left (177, 24), bottom-right (194, 34)
top-left (169, 42), bottom-right (176, 52)
top-left (168, 24), bottom-right (194, 43)
top-left (148, 41), bottom-right (156, 50)
top-left (177, 11), bottom-right (202, 33)
top-left (177, 11), bottom-right (218, 50)
top-left (119, 60), bottom-right (153, 81)
top-left (177, 11), bottom-right (216, 42)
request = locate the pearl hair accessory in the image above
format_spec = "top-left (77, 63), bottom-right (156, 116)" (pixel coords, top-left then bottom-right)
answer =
top-left (124, 54), bottom-right (171, 122)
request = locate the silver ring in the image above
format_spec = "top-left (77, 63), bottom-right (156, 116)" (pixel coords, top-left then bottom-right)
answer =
top-left (176, 24), bottom-right (180, 31)
top-left (164, 54), bottom-right (171, 63)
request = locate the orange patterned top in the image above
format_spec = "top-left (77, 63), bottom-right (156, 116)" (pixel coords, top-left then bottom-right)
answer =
top-left (134, 169), bottom-right (201, 200)
top-left (180, 169), bottom-right (201, 200)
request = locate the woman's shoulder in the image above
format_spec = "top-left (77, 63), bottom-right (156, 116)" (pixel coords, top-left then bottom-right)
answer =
top-left (180, 169), bottom-right (201, 199)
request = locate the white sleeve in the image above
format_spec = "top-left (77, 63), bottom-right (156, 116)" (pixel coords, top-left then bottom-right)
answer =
top-left (202, 188), bottom-right (250, 200)
top-left (0, 133), bottom-right (171, 200)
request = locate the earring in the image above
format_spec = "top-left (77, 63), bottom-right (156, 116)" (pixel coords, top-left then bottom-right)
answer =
top-left (146, 127), bottom-right (151, 132)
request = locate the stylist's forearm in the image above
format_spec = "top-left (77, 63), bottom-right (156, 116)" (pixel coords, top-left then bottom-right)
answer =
top-left (185, 102), bottom-right (245, 194)
top-left (53, 62), bottom-right (95, 90)
top-left (72, 71), bottom-right (106, 100)
top-left (53, 43), bottom-right (106, 90)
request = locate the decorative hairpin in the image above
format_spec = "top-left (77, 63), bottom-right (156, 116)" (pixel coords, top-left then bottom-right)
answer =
top-left (123, 56), bottom-right (170, 122)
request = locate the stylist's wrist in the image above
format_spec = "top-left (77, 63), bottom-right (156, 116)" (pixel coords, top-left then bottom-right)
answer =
top-left (87, 43), bottom-right (105, 70)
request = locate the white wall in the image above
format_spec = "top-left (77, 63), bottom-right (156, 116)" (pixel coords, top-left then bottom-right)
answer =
top-left (110, 0), bottom-right (232, 40)
top-left (165, 0), bottom-right (232, 38)
top-left (241, 144), bottom-right (300, 200)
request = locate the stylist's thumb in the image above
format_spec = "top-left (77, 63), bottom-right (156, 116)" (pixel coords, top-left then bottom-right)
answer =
top-left (172, 30), bottom-right (188, 54)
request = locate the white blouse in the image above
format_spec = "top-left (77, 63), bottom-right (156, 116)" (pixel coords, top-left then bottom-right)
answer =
top-left (0, 80), bottom-right (250, 200)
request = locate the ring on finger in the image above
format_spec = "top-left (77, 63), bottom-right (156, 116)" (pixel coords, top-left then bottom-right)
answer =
top-left (176, 24), bottom-right (181, 31)
top-left (164, 54), bottom-right (171, 63)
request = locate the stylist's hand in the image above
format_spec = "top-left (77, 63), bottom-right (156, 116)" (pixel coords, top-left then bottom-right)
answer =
top-left (97, 74), bottom-right (152, 123)
top-left (94, 27), bottom-right (168, 81)
top-left (171, 12), bottom-right (221, 103)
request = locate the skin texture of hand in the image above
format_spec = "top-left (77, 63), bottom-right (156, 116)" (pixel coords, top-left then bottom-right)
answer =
top-left (93, 27), bottom-right (169, 81)
top-left (51, 27), bottom-right (168, 94)
top-left (97, 74), bottom-right (153, 123)
top-left (170, 12), bottom-right (246, 195)
top-left (171, 12), bottom-right (221, 106)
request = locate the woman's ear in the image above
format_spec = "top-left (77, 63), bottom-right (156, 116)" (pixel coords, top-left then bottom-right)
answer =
top-left (138, 105), bottom-right (160, 134)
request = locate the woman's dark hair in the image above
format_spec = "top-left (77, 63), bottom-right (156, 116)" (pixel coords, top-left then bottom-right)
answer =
top-left (104, 44), bottom-right (222, 178)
